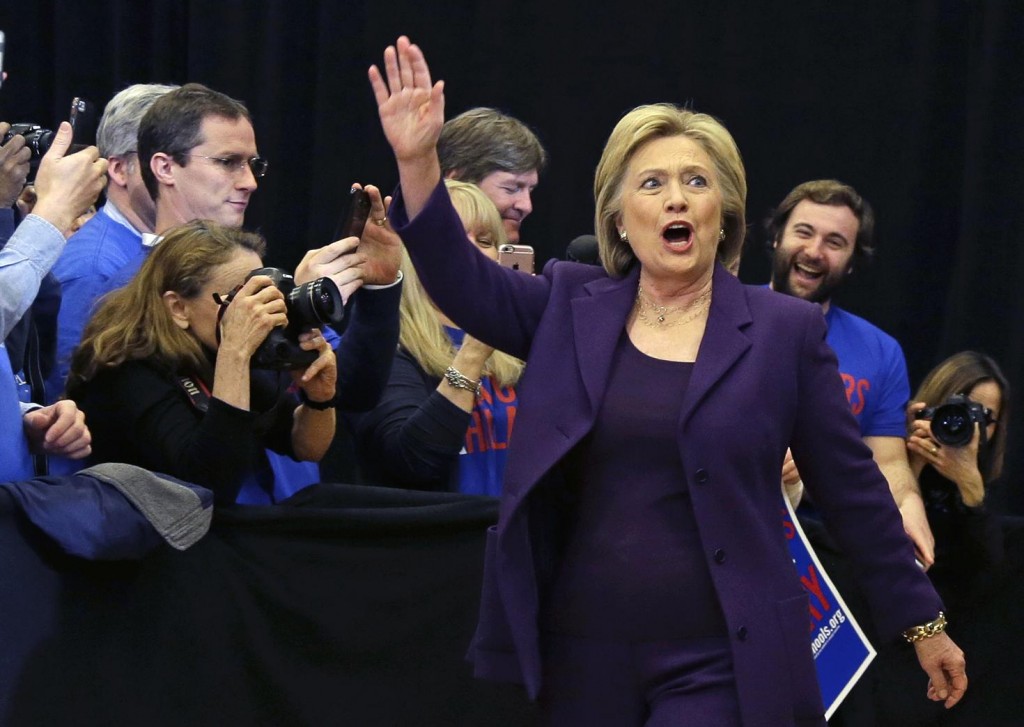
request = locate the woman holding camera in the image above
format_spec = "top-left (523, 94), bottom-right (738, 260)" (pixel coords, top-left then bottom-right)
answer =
top-left (907, 351), bottom-right (1011, 604)
top-left (67, 220), bottom-right (337, 504)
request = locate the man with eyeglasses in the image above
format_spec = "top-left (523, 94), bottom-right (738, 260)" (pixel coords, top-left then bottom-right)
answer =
top-left (47, 84), bottom-right (179, 404)
top-left (129, 82), bottom-right (400, 500)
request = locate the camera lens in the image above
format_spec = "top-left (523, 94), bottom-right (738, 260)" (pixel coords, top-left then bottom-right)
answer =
top-left (931, 403), bottom-right (974, 447)
top-left (288, 277), bottom-right (344, 326)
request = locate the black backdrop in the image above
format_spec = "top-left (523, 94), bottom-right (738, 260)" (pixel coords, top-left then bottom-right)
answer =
top-left (2, 1), bottom-right (1022, 511)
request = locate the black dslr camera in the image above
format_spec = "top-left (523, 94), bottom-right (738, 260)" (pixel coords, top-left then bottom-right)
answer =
top-left (914, 394), bottom-right (989, 447)
top-left (1, 124), bottom-right (57, 157)
top-left (226, 267), bottom-right (344, 370)
top-left (2, 98), bottom-right (97, 182)
top-left (2, 124), bottom-right (56, 183)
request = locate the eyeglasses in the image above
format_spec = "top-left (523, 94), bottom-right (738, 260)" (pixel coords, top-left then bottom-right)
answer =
top-left (185, 153), bottom-right (269, 179)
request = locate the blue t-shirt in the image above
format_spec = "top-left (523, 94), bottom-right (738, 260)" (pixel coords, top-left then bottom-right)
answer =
top-left (824, 305), bottom-right (910, 438)
top-left (446, 328), bottom-right (518, 497)
top-left (0, 342), bottom-right (34, 482)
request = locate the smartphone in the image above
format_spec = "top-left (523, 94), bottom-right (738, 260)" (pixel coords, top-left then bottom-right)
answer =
top-left (0, 31), bottom-right (6, 90)
top-left (69, 97), bottom-right (97, 147)
top-left (334, 187), bottom-right (371, 241)
top-left (498, 244), bottom-right (535, 274)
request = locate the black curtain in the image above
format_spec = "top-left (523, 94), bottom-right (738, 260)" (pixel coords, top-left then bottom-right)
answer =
top-left (1, 1), bottom-right (1021, 510)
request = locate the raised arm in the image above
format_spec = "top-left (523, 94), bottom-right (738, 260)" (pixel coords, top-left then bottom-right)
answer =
top-left (368, 36), bottom-right (445, 219)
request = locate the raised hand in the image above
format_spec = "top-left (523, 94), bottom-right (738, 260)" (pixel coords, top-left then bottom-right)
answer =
top-left (368, 36), bottom-right (445, 164)
top-left (355, 185), bottom-right (402, 285)
top-left (368, 36), bottom-right (445, 218)
top-left (31, 122), bottom-right (107, 236)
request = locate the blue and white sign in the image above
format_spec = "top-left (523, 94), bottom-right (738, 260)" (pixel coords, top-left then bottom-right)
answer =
top-left (781, 494), bottom-right (876, 720)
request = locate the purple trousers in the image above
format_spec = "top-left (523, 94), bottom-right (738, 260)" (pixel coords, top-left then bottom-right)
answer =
top-left (539, 633), bottom-right (741, 726)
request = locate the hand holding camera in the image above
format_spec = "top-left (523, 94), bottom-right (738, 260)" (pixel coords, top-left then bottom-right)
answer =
top-left (30, 121), bottom-right (107, 236)
top-left (292, 329), bottom-right (337, 407)
top-left (0, 121), bottom-right (31, 207)
top-left (907, 399), bottom-right (986, 507)
top-left (217, 274), bottom-right (288, 362)
top-left (220, 267), bottom-right (345, 370)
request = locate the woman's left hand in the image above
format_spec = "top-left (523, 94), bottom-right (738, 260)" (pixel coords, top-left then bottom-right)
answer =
top-left (292, 329), bottom-right (337, 405)
top-left (907, 418), bottom-right (985, 507)
top-left (915, 631), bottom-right (968, 709)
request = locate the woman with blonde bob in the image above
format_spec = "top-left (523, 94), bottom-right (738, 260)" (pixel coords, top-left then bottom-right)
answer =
top-left (353, 180), bottom-right (523, 495)
top-left (67, 220), bottom-right (337, 504)
top-left (369, 37), bottom-right (966, 725)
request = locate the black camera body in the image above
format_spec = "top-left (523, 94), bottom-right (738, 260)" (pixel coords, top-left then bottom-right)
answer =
top-left (230, 267), bottom-right (344, 371)
top-left (915, 394), bottom-right (988, 448)
top-left (2, 124), bottom-right (56, 182)
top-left (2, 123), bottom-right (57, 158)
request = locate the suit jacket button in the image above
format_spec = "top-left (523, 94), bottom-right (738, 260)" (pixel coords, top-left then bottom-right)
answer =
top-left (713, 548), bottom-right (726, 564)
top-left (736, 626), bottom-right (748, 641)
top-left (695, 469), bottom-right (709, 484)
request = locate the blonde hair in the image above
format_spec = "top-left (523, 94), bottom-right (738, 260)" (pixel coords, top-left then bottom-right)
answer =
top-left (398, 180), bottom-right (524, 387)
top-left (594, 104), bottom-right (747, 277)
top-left (67, 220), bottom-right (266, 393)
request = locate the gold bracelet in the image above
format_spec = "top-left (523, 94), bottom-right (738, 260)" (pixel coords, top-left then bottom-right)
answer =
top-left (902, 612), bottom-right (947, 643)
top-left (444, 366), bottom-right (482, 396)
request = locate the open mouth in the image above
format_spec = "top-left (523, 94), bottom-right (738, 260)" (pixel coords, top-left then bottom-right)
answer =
top-left (662, 223), bottom-right (693, 245)
top-left (793, 261), bottom-right (824, 281)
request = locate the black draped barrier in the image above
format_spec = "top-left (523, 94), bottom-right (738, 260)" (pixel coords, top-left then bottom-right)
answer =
top-left (0, 484), bottom-right (537, 726)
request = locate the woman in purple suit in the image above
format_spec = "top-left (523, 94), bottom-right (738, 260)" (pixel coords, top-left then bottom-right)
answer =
top-left (369, 37), bottom-right (967, 726)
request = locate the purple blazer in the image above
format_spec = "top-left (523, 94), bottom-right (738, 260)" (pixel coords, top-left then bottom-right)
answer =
top-left (393, 182), bottom-right (942, 726)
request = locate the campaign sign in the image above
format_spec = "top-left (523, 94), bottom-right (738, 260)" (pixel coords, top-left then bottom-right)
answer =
top-left (781, 494), bottom-right (876, 719)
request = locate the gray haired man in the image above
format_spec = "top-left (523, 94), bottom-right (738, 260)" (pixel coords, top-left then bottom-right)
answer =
top-left (48, 83), bottom-right (178, 399)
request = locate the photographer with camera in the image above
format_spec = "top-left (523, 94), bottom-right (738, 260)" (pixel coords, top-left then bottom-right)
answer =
top-left (0, 121), bottom-right (106, 481)
top-left (65, 220), bottom-right (337, 504)
top-left (126, 82), bottom-right (400, 492)
top-left (906, 351), bottom-right (1010, 607)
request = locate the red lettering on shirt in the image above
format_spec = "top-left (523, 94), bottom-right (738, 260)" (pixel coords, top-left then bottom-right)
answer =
top-left (494, 385), bottom-right (516, 403)
top-left (483, 409), bottom-right (505, 450)
top-left (840, 372), bottom-right (870, 416)
top-left (465, 411), bottom-right (486, 454)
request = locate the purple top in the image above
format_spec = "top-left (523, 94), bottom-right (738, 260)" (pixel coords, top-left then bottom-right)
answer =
top-left (543, 334), bottom-right (727, 639)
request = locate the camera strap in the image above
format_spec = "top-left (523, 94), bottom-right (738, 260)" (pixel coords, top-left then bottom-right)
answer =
top-left (177, 375), bottom-right (212, 414)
